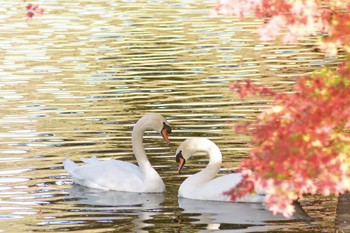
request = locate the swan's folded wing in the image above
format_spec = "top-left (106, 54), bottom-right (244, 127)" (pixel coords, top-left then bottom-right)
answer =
top-left (200, 173), bottom-right (265, 202)
top-left (71, 160), bottom-right (144, 191)
top-left (190, 173), bottom-right (241, 201)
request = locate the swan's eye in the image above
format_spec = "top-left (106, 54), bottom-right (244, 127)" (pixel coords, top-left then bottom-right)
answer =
top-left (175, 150), bottom-right (183, 163)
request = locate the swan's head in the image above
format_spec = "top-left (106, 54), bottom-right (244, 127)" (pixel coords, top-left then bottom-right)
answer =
top-left (175, 137), bottom-right (211, 174)
top-left (138, 113), bottom-right (172, 144)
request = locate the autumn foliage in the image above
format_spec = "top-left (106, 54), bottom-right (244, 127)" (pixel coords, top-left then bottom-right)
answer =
top-left (227, 65), bottom-right (350, 216)
top-left (25, 3), bottom-right (44, 19)
top-left (213, 0), bottom-right (350, 217)
top-left (212, 0), bottom-right (350, 55)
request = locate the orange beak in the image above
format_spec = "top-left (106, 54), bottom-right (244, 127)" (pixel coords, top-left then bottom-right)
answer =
top-left (161, 123), bottom-right (171, 145)
top-left (176, 151), bottom-right (186, 174)
top-left (178, 157), bottom-right (185, 174)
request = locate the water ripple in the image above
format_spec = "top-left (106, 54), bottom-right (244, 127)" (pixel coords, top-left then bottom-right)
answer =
top-left (0, 0), bottom-right (340, 232)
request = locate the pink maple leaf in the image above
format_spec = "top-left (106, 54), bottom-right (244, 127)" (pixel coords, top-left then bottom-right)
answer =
top-left (26, 3), bottom-right (44, 19)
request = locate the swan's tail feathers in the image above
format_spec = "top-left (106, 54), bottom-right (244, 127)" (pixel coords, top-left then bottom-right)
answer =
top-left (63, 158), bottom-right (79, 175)
top-left (80, 155), bottom-right (98, 164)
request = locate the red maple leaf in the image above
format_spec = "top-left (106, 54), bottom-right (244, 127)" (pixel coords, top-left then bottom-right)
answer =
top-left (26, 3), bottom-right (44, 19)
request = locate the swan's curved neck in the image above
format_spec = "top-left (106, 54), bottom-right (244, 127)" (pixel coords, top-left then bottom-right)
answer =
top-left (132, 120), bottom-right (155, 174)
top-left (188, 144), bottom-right (222, 187)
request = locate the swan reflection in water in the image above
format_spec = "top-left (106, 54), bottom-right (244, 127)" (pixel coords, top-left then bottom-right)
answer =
top-left (179, 198), bottom-right (312, 232)
top-left (66, 185), bottom-right (165, 232)
top-left (65, 185), bottom-right (312, 232)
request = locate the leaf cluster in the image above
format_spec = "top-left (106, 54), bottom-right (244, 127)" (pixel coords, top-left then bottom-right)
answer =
top-left (227, 64), bottom-right (350, 217)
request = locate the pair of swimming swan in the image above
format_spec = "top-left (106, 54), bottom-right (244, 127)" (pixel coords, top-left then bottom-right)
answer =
top-left (63, 113), bottom-right (264, 202)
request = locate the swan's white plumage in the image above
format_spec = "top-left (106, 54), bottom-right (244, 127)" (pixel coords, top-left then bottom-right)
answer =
top-left (63, 113), bottom-right (170, 193)
top-left (176, 137), bottom-right (265, 202)
top-left (63, 159), bottom-right (144, 191)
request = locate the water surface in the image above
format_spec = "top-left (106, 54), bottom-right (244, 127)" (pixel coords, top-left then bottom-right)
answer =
top-left (0, 0), bottom-right (341, 232)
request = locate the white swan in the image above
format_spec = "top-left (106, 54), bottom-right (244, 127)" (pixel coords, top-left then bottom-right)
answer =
top-left (63, 113), bottom-right (171, 193)
top-left (175, 137), bottom-right (265, 202)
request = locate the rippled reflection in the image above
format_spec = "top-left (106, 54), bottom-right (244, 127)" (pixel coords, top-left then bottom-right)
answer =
top-left (66, 185), bottom-right (165, 207)
top-left (179, 198), bottom-right (312, 232)
top-left (0, 0), bottom-right (340, 232)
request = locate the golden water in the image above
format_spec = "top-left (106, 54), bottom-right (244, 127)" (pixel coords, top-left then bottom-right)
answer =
top-left (0, 0), bottom-right (341, 232)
